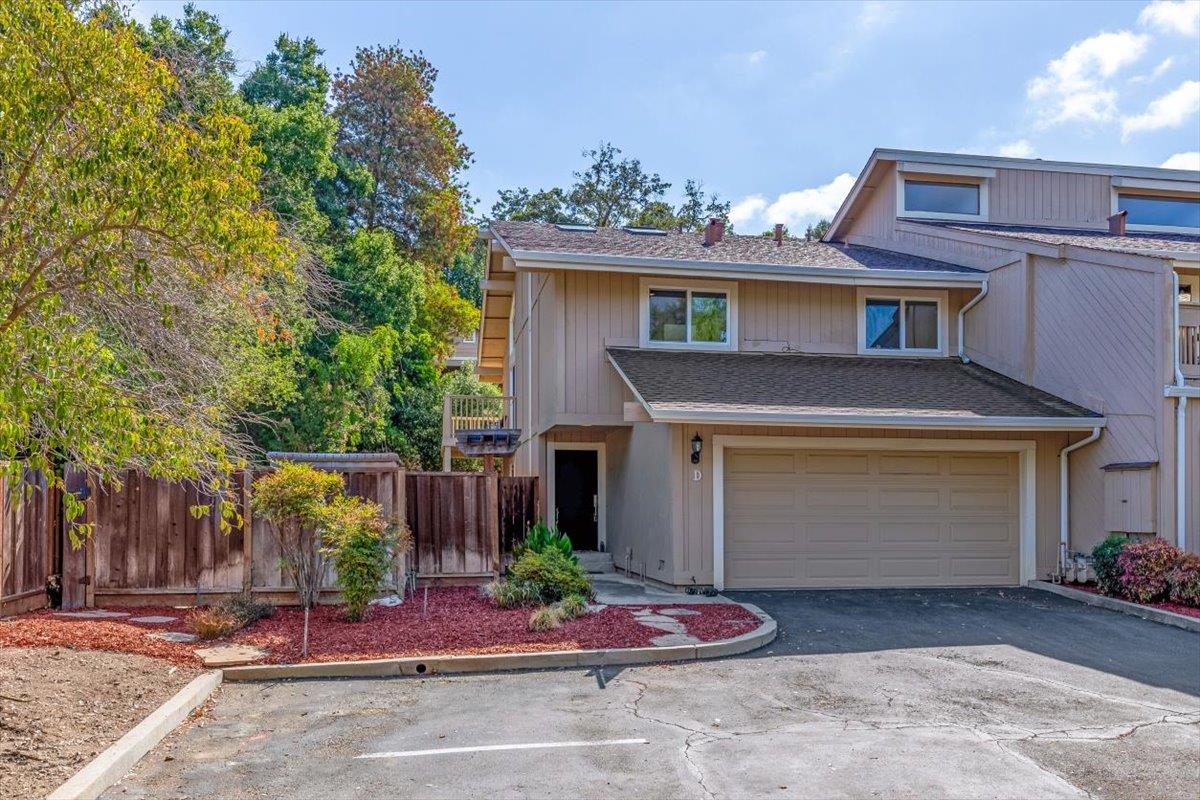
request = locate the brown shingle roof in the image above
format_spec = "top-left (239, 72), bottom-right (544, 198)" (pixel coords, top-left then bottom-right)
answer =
top-left (607, 348), bottom-right (1101, 425)
top-left (490, 220), bottom-right (981, 274)
top-left (917, 221), bottom-right (1200, 257)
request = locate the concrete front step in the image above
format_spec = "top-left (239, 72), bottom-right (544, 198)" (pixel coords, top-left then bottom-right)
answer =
top-left (577, 551), bottom-right (614, 574)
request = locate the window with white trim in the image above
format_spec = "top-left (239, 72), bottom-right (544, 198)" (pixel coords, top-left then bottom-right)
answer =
top-left (894, 163), bottom-right (992, 222)
top-left (857, 291), bottom-right (946, 356)
top-left (639, 279), bottom-right (737, 350)
top-left (1116, 192), bottom-right (1200, 231)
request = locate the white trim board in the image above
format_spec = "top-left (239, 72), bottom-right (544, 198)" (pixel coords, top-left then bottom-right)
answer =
top-left (711, 435), bottom-right (1039, 591)
top-left (547, 441), bottom-right (607, 552)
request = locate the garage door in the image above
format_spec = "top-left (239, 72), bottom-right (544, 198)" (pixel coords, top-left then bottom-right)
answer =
top-left (723, 448), bottom-right (1020, 589)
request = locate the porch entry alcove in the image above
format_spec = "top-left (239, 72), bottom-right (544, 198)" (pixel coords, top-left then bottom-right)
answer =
top-left (548, 442), bottom-right (606, 553)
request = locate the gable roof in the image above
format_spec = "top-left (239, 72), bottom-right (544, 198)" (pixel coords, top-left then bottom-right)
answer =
top-left (912, 221), bottom-right (1200, 258)
top-left (607, 347), bottom-right (1103, 429)
top-left (827, 148), bottom-right (1200, 243)
top-left (488, 220), bottom-right (981, 277)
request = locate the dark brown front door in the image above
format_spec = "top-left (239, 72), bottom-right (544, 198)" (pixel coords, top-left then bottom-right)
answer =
top-left (554, 450), bottom-right (598, 551)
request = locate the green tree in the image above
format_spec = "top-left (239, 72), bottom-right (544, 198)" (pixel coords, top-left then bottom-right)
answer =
top-left (240, 34), bottom-right (330, 110)
top-left (805, 219), bottom-right (831, 240)
top-left (444, 242), bottom-right (486, 308)
top-left (568, 143), bottom-right (670, 227)
top-left (142, 2), bottom-right (236, 116)
top-left (0, 0), bottom-right (297, 534)
top-left (490, 187), bottom-right (575, 224)
top-left (333, 45), bottom-right (474, 264)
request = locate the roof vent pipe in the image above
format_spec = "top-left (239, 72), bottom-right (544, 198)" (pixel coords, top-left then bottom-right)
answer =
top-left (1107, 210), bottom-right (1127, 236)
top-left (703, 218), bottom-right (725, 246)
top-left (774, 224), bottom-right (784, 246)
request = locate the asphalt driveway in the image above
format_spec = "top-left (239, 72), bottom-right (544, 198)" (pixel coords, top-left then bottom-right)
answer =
top-left (106, 588), bottom-right (1200, 799)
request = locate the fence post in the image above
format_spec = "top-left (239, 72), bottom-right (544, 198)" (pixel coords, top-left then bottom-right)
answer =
top-left (241, 470), bottom-right (253, 594)
top-left (0, 474), bottom-right (7, 616)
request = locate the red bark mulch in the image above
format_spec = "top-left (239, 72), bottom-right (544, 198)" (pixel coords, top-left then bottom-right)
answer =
top-left (0, 589), bottom-right (762, 666)
top-left (1070, 583), bottom-right (1200, 619)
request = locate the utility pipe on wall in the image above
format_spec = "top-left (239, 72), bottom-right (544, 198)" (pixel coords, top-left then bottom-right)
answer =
top-left (1169, 272), bottom-right (1189, 550)
top-left (1059, 426), bottom-right (1103, 571)
top-left (957, 279), bottom-right (989, 363)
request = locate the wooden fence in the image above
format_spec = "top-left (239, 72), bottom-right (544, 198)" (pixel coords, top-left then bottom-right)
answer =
top-left (0, 457), bottom-right (540, 612)
top-left (1, 470), bottom-right (56, 616)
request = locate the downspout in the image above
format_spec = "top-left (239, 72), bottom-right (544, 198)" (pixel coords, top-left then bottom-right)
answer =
top-left (1058, 427), bottom-right (1103, 577)
top-left (957, 279), bottom-right (988, 363)
top-left (1170, 271), bottom-right (1188, 549)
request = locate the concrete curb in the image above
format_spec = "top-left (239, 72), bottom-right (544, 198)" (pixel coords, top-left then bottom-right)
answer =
top-left (221, 603), bottom-right (777, 682)
top-left (1029, 580), bottom-right (1200, 633)
top-left (47, 670), bottom-right (222, 800)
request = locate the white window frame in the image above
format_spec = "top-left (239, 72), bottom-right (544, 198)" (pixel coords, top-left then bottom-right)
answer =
top-left (639, 277), bottom-right (738, 351)
top-left (895, 164), bottom-right (991, 223)
top-left (856, 288), bottom-right (948, 357)
top-left (1110, 180), bottom-right (1200, 234)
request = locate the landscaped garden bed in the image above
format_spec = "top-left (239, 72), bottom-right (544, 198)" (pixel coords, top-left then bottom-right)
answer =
top-left (1064, 534), bottom-right (1200, 620)
top-left (1067, 582), bottom-right (1200, 620)
top-left (0, 589), bottom-right (761, 666)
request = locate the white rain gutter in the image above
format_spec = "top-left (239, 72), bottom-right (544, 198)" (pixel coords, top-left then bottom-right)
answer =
top-left (957, 278), bottom-right (988, 363)
top-left (1169, 272), bottom-right (1188, 549)
top-left (1059, 426), bottom-right (1103, 569)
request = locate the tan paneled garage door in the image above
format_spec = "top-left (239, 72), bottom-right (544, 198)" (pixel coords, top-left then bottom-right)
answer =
top-left (723, 448), bottom-right (1020, 589)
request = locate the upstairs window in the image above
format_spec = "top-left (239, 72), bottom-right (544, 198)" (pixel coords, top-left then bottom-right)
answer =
top-left (641, 279), bottom-right (737, 350)
top-left (904, 181), bottom-right (980, 216)
top-left (1117, 193), bottom-right (1200, 230)
top-left (858, 290), bottom-right (946, 356)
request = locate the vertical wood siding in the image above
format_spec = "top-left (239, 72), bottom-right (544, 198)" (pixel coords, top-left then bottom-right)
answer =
top-left (1, 470), bottom-right (52, 612)
top-left (405, 472), bottom-right (498, 577)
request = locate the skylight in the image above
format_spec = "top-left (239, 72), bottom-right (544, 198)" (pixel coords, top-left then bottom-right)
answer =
top-left (622, 226), bottom-right (668, 236)
top-left (554, 223), bottom-right (597, 232)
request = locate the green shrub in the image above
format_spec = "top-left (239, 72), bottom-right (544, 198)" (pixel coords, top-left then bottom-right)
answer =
top-left (218, 595), bottom-right (275, 627)
top-left (1117, 538), bottom-right (1181, 603)
top-left (1167, 553), bottom-right (1200, 607)
top-left (557, 594), bottom-right (588, 620)
top-left (322, 496), bottom-right (411, 621)
top-left (509, 548), bottom-right (593, 603)
top-left (528, 605), bottom-right (564, 632)
top-left (514, 521), bottom-right (577, 564)
top-left (1091, 534), bottom-right (1129, 596)
top-left (484, 578), bottom-right (541, 609)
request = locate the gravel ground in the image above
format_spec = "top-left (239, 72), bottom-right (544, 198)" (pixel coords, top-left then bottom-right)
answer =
top-left (0, 647), bottom-right (199, 799)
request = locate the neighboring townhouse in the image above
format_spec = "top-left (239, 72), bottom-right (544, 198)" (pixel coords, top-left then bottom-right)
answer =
top-left (445, 149), bottom-right (1199, 591)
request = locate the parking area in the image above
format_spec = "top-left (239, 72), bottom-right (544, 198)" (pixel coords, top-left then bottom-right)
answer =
top-left (106, 588), bottom-right (1200, 799)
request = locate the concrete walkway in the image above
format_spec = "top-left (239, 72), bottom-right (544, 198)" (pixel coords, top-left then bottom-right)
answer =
top-left (591, 573), bottom-right (732, 605)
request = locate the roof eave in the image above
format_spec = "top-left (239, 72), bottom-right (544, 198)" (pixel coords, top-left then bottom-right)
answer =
top-left (644, 408), bottom-right (1107, 430)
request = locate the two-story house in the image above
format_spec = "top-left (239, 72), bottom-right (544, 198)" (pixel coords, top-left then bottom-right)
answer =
top-left (446, 149), bottom-right (1199, 591)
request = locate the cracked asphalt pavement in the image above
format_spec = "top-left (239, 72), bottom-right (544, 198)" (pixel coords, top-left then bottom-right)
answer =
top-left (106, 588), bottom-right (1199, 799)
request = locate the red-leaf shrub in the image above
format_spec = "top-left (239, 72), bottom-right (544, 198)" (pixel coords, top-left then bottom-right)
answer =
top-left (1116, 539), bottom-right (1181, 603)
top-left (1167, 552), bottom-right (1200, 607)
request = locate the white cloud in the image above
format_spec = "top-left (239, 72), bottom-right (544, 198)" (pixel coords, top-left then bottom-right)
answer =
top-left (1138, 0), bottom-right (1200, 36)
top-left (745, 50), bottom-right (768, 66)
top-left (730, 173), bottom-right (857, 233)
top-left (997, 140), bottom-right (1036, 158)
top-left (1121, 79), bottom-right (1200, 139)
top-left (857, 0), bottom-right (898, 31)
top-left (1130, 56), bottom-right (1176, 84)
top-left (1161, 151), bottom-right (1200, 169)
top-left (1027, 31), bottom-right (1150, 126)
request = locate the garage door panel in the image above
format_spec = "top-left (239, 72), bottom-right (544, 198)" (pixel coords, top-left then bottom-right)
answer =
top-left (724, 447), bottom-right (1020, 589)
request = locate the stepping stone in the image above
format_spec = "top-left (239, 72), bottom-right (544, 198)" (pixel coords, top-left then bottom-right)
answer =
top-left (370, 595), bottom-right (404, 607)
top-left (53, 610), bottom-right (130, 619)
top-left (651, 633), bottom-right (701, 647)
top-left (129, 615), bottom-right (177, 624)
top-left (586, 604), bottom-right (608, 613)
top-left (194, 644), bottom-right (268, 668)
top-left (148, 631), bottom-right (198, 643)
top-left (658, 608), bottom-right (700, 617)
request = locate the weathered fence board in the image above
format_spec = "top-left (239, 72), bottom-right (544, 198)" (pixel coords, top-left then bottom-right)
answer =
top-left (499, 476), bottom-right (540, 555)
top-left (1, 470), bottom-right (53, 615)
top-left (406, 472), bottom-right (500, 578)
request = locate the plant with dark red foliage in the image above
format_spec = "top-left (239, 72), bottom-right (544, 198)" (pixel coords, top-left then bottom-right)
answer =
top-left (1168, 552), bottom-right (1200, 607)
top-left (1117, 538), bottom-right (1181, 603)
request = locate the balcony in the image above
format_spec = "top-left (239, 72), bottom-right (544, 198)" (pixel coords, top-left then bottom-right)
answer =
top-left (441, 395), bottom-right (520, 470)
top-left (1182, 324), bottom-right (1199, 382)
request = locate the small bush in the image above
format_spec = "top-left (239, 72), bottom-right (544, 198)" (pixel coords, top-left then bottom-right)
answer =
top-left (528, 605), bottom-right (564, 632)
top-left (322, 496), bottom-right (411, 622)
top-left (557, 594), bottom-right (588, 620)
top-left (1116, 538), bottom-right (1181, 603)
top-left (509, 548), bottom-right (593, 604)
top-left (218, 595), bottom-right (275, 627)
top-left (1167, 552), bottom-right (1200, 607)
top-left (1091, 534), bottom-right (1129, 596)
top-left (485, 578), bottom-right (541, 609)
top-left (188, 607), bottom-right (240, 640)
top-left (514, 521), bottom-right (577, 564)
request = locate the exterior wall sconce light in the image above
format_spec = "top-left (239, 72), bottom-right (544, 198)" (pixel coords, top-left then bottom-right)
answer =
top-left (691, 433), bottom-right (703, 464)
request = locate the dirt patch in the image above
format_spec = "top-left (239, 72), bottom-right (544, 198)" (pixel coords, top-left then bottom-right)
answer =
top-left (0, 647), bottom-right (200, 799)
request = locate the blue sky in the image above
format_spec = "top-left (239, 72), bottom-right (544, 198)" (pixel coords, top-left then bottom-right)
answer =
top-left (134, 0), bottom-right (1200, 232)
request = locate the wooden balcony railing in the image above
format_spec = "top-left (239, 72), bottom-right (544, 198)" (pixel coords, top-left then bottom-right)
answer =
top-left (1182, 325), bottom-right (1200, 380)
top-left (443, 395), bottom-right (515, 440)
